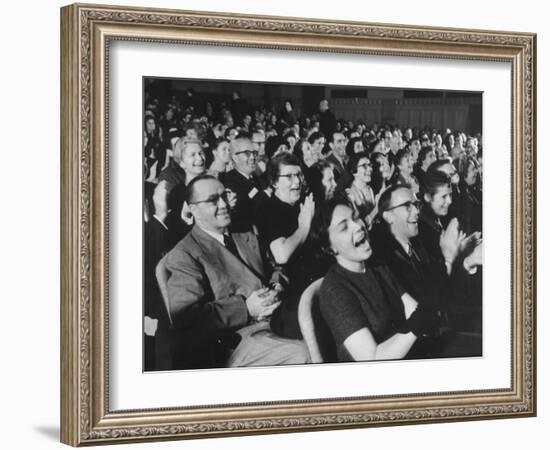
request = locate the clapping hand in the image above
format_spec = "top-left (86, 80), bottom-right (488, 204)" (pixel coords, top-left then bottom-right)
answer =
top-left (298, 193), bottom-right (315, 231)
top-left (225, 189), bottom-right (237, 209)
top-left (246, 288), bottom-right (281, 322)
top-left (439, 218), bottom-right (462, 265)
top-left (464, 240), bottom-right (483, 270)
top-left (459, 231), bottom-right (482, 255)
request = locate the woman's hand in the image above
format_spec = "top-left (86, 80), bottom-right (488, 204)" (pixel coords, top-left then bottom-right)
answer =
top-left (298, 193), bottom-right (315, 231)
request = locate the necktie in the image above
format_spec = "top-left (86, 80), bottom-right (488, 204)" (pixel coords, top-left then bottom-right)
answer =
top-left (224, 234), bottom-right (241, 261)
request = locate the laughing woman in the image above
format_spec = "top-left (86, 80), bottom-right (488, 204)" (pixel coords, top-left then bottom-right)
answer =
top-left (256, 153), bottom-right (332, 339)
top-left (316, 199), bottom-right (439, 362)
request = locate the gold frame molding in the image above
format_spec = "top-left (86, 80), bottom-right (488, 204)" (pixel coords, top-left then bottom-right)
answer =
top-left (60, 2), bottom-right (537, 446)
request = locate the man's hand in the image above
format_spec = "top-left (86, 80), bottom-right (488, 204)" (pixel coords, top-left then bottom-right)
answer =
top-left (245, 288), bottom-right (281, 321)
top-left (440, 218), bottom-right (461, 265)
top-left (464, 241), bottom-right (483, 271)
top-left (459, 231), bottom-right (482, 255)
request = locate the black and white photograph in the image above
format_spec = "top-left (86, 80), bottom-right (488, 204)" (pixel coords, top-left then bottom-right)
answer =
top-left (142, 78), bottom-right (483, 372)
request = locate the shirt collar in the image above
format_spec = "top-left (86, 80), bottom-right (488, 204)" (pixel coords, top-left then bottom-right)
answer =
top-left (237, 169), bottom-right (253, 180)
top-left (198, 225), bottom-right (225, 246)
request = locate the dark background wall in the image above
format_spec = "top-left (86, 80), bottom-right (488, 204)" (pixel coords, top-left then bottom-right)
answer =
top-left (146, 78), bottom-right (482, 134)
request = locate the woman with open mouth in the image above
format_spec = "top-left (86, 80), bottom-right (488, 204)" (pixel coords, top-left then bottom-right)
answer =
top-left (391, 148), bottom-right (420, 197)
top-left (255, 153), bottom-right (332, 340)
top-left (315, 199), bottom-right (439, 362)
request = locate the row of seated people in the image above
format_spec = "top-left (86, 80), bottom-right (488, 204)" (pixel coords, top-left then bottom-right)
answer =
top-left (144, 134), bottom-right (482, 370)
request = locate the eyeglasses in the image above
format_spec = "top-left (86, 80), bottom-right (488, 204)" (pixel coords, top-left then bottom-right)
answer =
top-left (234, 150), bottom-right (259, 158)
top-left (385, 200), bottom-right (422, 212)
top-left (278, 172), bottom-right (304, 182)
top-left (252, 140), bottom-right (266, 146)
top-left (189, 189), bottom-right (233, 206)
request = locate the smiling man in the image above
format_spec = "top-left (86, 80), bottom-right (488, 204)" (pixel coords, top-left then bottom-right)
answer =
top-left (220, 136), bottom-right (264, 233)
top-left (164, 174), bottom-right (310, 368)
top-left (372, 183), bottom-right (482, 358)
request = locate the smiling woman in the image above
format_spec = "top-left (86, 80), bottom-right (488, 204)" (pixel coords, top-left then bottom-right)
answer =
top-left (315, 199), bottom-right (435, 362)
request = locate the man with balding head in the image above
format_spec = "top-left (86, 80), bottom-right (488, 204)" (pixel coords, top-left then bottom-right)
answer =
top-left (220, 136), bottom-right (264, 232)
top-left (164, 175), bottom-right (310, 368)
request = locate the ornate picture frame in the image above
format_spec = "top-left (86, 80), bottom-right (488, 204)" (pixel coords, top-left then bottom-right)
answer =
top-left (60, 3), bottom-right (536, 446)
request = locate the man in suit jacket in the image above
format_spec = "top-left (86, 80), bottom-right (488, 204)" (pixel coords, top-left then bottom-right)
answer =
top-left (325, 132), bottom-right (349, 180)
top-left (373, 184), bottom-right (482, 358)
top-left (164, 174), bottom-right (309, 368)
top-left (220, 137), bottom-right (265, 233)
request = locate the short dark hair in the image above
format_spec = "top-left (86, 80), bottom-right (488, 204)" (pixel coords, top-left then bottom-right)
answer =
top-left (345, 137), bottom-right (363, 158)
top-left (267, 152), bottom-right (302, 188)
top-left (395, 148), bottom-right (411, 167)
top-left (422, 170), bottom-right (451, 198)
top-left (417, 145), bottom-right (435, 165)
top-left (377, 183), bottom-right (413, 215)
top-left (310, 197), bottom-right (353, 256)
top-left (184, 174), bottom-right (219, 204)
top-left (457, 155), bottom-right (480, 180)
top-left (347, 152), bottom-right (370, 176)
top-left (307, 131), bottom-right (325, 145)
top-left (308, 160), bottom-right (335, 202)
top-left (427, 158), bottom-right (452, 174)
top-left (265, 135), bottom-right (289, 159)
top-left (329, 131), bottom-right (343, 144)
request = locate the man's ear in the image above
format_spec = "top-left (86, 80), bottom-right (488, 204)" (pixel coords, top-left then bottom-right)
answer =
top-left (423, 192), bottom-right (431, 203)
top-left (382, 210), bottom-right (392, 225)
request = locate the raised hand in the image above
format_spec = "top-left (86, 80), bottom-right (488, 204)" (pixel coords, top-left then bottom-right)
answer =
top-left (439, 218), bottom-right (461, 265)
top-left (298, 193), bottom-right (315, 231)
top-left (225, 189), bottom-right (237, 209)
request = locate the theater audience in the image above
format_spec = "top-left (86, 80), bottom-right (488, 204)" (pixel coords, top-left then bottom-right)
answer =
top-left (143, 85), bottom-right (484, 369)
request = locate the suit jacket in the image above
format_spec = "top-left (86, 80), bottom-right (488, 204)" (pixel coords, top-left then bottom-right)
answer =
top-left (418, 207), bottom-right (444, 263)
top-left (325, 153), bottom-right (348, 180)
top-left (220, 169), bottom-right (263, 232)
top-left (370, 223), bottom-right (448, 313)
top-left (165, 226), bottom-right (266, 334)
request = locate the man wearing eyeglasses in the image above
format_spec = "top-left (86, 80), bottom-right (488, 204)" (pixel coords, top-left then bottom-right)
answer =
top-left (164, 174), bottom-right (310, 368)
top-left (371, 184), bottom-right (482, 357)
top-left (220, 136), bottom-right (265, 233)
